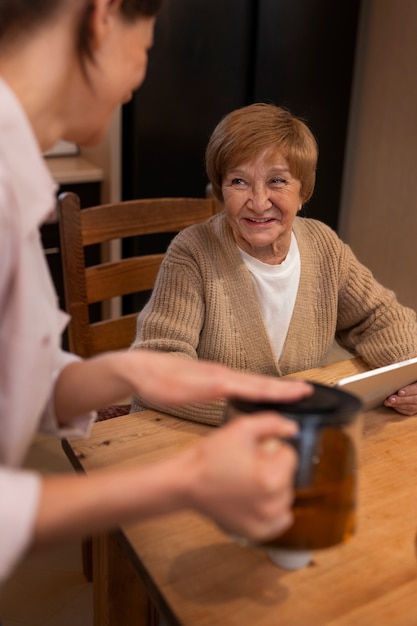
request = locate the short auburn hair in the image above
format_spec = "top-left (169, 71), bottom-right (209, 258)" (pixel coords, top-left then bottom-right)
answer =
top-left (205, 103), bottom-right (318, 204)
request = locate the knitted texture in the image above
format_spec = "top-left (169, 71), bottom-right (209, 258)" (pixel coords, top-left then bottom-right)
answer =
top-left (130, 213), bottom-right (417, 425)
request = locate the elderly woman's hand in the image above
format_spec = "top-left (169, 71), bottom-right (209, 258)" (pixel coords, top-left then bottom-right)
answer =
top-left (384, 381), bottom-right (417, 416)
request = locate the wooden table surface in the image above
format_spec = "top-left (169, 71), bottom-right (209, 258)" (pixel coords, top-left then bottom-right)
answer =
top-left (64, 358), bottom-right (417, 625)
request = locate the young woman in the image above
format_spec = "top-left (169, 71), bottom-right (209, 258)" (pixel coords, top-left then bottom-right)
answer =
top-left (0, 0), bottom-right (312, 583)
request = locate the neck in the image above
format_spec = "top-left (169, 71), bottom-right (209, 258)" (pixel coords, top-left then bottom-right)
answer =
top-left (236, 233), bottom-right (293, 265)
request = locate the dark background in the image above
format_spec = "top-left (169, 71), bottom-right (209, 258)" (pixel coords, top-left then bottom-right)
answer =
top-left (122, 0), bottom-right (361, 230)
top-left (44, 0), bottom-right (362, 338)
top-left (121, 0), bottom-right (361, 312)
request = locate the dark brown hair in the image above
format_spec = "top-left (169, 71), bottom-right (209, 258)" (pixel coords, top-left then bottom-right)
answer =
top-left (205, 103), bottom-right (318, 204)
top-left (0, 0), bottom-right (163, 58)
top-left (77, 0), bottom-right (163, 60)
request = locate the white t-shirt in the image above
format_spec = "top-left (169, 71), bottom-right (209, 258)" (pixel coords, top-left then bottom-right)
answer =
top-left (0, 78), bottom-right (95, 583)
top-left (239, 233), bottom-right (301, 360)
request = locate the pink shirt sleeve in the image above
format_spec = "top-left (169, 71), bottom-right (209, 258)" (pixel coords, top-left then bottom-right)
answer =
top-left (0, 180), bottom-right (95, 583)
top-left (0, 469), bottom-right (41, 583)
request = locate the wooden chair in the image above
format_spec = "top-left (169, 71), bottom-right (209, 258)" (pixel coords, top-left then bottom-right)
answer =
top-left (58, 191), bottom-right (219, 582)
top-left (58, 191), bottom-right (219, 359)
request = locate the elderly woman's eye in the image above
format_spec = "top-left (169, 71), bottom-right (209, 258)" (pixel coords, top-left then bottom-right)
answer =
top-left (231, 178), bottom-right (245, 186)
top-left (271, 177), bottom-right (286, 185)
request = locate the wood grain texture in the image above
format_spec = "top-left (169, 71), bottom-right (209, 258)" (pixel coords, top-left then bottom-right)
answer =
top-left (64, 360), bottom-right (417, 625)
top-left (92, 533), bottom-right (158, 626)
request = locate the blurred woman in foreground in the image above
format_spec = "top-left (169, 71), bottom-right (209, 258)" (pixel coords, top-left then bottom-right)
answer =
top-left (0, 0), bottom-right (312, 583)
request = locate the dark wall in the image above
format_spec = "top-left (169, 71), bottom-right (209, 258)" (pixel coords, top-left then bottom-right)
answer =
top-left (122, 0), bottom-right (361, 231)
top-left (123, 0), bottom-right (255, 200)
top-left (253, 0), bottom-right (361, 227)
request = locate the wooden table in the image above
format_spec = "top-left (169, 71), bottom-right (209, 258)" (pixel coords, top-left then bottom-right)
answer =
top-left (63, 358), bottom-right (417, 625)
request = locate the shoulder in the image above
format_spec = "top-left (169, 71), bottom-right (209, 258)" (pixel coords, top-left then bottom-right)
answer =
top-left (161, 212), bottom-right (240, 277)
top-left (293, 215), bottom-right (338, 237)
top-left (179, 211), bottom-right (225, 236)
top-left (293, 216), bottom-right (345, 253)
top-left (168, 212), bottom-right (227, 251)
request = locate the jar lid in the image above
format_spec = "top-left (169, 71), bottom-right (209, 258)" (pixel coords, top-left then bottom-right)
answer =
top-left (229, 382), bottom-right (362, 425)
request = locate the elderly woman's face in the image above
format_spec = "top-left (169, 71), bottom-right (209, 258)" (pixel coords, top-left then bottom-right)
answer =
top-left (221, 149), bottom-right (303, 264)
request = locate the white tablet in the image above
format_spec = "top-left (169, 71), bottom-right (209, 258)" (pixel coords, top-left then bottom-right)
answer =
top-left (336, 356), bottom-right (417, 410)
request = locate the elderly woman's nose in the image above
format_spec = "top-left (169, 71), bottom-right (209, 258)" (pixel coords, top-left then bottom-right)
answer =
top-left (249, 185), bottom-right (272, 208)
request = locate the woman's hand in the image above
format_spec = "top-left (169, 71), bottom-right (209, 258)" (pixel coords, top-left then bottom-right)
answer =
top-left (384, 381), bottom-right (417, 416)
top-left (128, 350), bottom-right (313, 406)
top-left (181, 413), bottom-right (299, 542)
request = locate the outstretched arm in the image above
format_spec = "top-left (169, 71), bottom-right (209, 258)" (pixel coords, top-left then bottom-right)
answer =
top-left (34, 413), bottom-right (299, 547)
top-left (53, 350), bottom-right (312, 425)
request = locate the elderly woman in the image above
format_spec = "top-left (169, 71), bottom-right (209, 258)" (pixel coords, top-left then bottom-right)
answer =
top-left (131, 102), bottom-right (417, 422)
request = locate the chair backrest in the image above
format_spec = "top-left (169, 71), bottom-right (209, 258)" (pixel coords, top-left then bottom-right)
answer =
top-left (58, 192), bottom-right (218, 358)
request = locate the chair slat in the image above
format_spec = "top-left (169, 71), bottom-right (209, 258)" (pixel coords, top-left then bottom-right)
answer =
top-left (89, 315), bottom-right (138, 354)
top-left (85, 255), bottom-right (164, 303)
top-left (81, 198), bottom-right (217, 245)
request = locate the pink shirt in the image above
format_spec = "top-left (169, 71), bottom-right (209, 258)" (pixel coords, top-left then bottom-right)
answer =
top-left (0, 78), bottom-right (95, 582)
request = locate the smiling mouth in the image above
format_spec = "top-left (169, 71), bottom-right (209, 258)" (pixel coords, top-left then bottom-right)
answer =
top-left (244, 217), bottom-right (276, 223)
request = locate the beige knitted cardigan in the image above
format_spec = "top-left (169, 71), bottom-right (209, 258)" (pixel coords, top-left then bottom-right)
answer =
top-left (130, 212), bottom-right (417, 425)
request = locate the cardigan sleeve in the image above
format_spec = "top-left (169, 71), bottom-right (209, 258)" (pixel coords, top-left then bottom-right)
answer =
top-left (293, 217), bottom-right (417, 369)
top-left (334, 234), bottom-right (417, 367)
top-left (130, 234), bottom-right (226, 426)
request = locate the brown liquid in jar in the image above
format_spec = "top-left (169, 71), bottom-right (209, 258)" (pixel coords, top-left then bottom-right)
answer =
top-left (260, 428), bottom-right (356, 550)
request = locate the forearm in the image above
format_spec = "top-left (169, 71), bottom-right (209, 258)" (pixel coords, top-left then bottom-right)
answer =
top-left (53, 351), bottom-right (137, 424)
top-left (337, 248), bottom-right (417, 366)
top-left (33, 453), bottom-right (193, 546)
top-left (54, 350), bottom-right (312, 428)
top-left (33, 414), bottom-right (301, 548)
top-left (131, 393), bottom-right (225, 426)
top-left (339, 288), bottom-right (417, 366)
